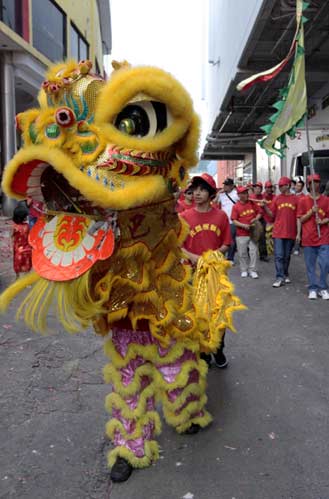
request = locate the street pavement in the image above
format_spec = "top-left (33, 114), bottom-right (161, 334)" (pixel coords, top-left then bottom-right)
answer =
top-left (0, 227), bottom-right (328, 498)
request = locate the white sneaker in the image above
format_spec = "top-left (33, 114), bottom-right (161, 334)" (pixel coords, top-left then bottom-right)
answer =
top-left (318, 289), bottom-right (329, 300)
top-left (272, 279), bottom-right (284, 288)
top-left (284, 277), bottom-right (291, 284)
top-left (249, 271), bottom-right (259, 279)
top-left (308, 290), bottom-right (317, 300)
top-left (293, 250), bottom-right (299, 256)
top-left (241, 271), bottom-right (248, 278)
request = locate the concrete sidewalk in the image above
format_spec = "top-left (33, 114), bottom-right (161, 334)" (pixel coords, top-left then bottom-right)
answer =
top-left (0, 252), bottom-right (328, 499)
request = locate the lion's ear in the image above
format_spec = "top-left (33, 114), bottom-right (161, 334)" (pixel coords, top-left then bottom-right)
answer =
top-left (175, 113), bottom-right (200, 167)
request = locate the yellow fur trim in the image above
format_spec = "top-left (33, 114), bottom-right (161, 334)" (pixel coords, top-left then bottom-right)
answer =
top-left (106, 411), bottom-right (162, 441)
top-left (105, 384), bottom-right (156, 419)
top-left (103, 363), bottom-right (155, 397)
top-left (2, 145), bottom-right (168, 210)
top-left (175, 411), bottom-right (213, 433)
top-left (162, 394), bottom-right (208, 427)
top-left (160, 379), bottom-right (207, 413)
top-left (108, 441), bottom-right (159, 469)
top-left (104, 338), bottom-right (198, 368)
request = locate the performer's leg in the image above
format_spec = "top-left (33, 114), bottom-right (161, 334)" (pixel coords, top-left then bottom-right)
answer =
top-left (156, 341), bottom-right (212, 433)
top-left (103, 328), bottom-right (161, 472)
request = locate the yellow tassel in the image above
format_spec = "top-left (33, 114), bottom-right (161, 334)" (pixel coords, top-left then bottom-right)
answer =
top-left (0, 272), bottom-right (39, 313)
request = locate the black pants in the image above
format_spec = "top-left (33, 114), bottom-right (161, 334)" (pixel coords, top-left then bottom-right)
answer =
top-left (258, 218), bottom-right (268, 259)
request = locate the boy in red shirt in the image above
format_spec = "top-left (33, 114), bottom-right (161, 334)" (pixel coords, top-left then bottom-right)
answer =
top-left (176, 185), bottom-right (195, 213)
top-left (263, 176), bottom-right (298, 287)
top-left (297, 174), bottom-right (329, 300)
top-left (180, 173), bottom-right (231, 368)
top-left (231, 185), bottom-right (262, 278)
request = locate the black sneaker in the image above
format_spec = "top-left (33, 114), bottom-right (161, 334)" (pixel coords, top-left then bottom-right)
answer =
top-left (183, 423), bottom-right (201, 435)
top-left (213, 351), bottom-right (228, 369)
top-left (110, 457), bottom-right (133, 483)
top-left (200, 352), bottom-right (213, 368)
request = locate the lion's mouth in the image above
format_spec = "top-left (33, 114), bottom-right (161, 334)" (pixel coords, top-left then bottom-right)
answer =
top-left (12, 159), bottom-right (113, 218)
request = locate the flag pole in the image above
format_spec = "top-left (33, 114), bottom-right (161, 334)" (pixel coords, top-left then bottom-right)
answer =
top-left (305, 115), bottom-right (321, 237)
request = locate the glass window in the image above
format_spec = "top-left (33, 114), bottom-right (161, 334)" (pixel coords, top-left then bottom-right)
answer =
top-left (70, 23), bottom-right (89, 61)
top-left (1, 0), bottom-right (23, 35)
top-left (70, 25), bottom-right (79, 60)
top-left (32, 0), bottom-right (66, 61)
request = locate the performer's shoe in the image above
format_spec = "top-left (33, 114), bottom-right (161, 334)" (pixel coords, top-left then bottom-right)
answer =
top-left (260, 256), bottom-right (269, 262)
top-left (213, 351), bottom-right (228, 369)
top-left (110, 457), bottom-right (133, 483)
top-left (183, 423), bottom-right (201, 435)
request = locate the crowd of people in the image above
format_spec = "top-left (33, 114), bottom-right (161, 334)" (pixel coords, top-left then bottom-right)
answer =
top-left (177, 173), bottom-right (329, 301)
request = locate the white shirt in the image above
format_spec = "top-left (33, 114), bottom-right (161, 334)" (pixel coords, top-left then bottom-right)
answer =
top-left (219, 189), bottom-right (239, 222)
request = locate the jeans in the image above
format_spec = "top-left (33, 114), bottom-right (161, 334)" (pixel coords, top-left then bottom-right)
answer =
top-left (273, 238), bottom-right (294, 280)
top-left (227, 223), bottom-right (237, 262)
top-left (303, 245), bottom-right (329, 291)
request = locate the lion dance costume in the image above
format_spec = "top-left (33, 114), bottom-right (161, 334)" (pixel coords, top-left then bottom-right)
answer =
top-left (0, 60), bottom-right (245, 481)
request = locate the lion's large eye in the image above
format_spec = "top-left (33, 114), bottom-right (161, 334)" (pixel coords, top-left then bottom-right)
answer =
top-left (114, 101), bottom-right (171, 138)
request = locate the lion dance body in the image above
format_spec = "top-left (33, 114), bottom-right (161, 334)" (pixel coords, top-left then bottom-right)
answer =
top-left (0, 60), bottom-right (244, 479)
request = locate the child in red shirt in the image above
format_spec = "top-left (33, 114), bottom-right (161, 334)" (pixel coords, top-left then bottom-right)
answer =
top-left (231, 186), bottom-right (262, 278)
top-left (176, 186), bottom-right (195, 213)
top-left (12, 204), bottom-right (32, 279)
top-left (180, 173), bottom-right (231, 368)
top-left (297, 174), bottom-right (329, 299)
top-left (263, 176), bottom-right (298, 287)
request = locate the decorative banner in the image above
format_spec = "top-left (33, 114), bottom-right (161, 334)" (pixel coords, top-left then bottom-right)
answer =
top-left (29, 214), bottom-right (115, 281)
top-left (237, 0), bottom-right (309, 156)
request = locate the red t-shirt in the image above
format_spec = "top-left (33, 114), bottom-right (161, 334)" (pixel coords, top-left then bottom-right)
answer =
top-left (231, 201), bottom-right (260, 237)
top-left (262, 193), bottom-right (276, 224)
top-left (176, 199), bottom-right (195, 213)
top-left (249, 194), bottom-right (265, 218)
top-left (180, 207), bottom-right (231, 256)
top-left (297, 195), bottom-right (329, 246)
top-left (271, 194), bottom-right (298, 239)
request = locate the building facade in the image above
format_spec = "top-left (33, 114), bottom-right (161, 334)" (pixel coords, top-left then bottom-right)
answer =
top-left (0, 0), bottom-right (111, 213)
top-left (203, 0), bottom-right (329, 189)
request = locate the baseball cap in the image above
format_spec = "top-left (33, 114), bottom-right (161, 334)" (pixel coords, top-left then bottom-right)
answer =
top-left (254, 181), bottom-right (263, 188)
top-left (265, 180), bottom-right (273, 188)
top-left (278, 176), bottom-right (291, 187)
top-left (223, 178), bottom-right (234, 186)
top-left (191, 173), bottom-right (217, 191)
top-left (237, 185), bottom-right (249, 194)
top-left (307, 173), bottom-right (321, 183)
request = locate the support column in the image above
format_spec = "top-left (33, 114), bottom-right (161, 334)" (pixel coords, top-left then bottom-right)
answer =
top-left (0, 52), bottom-right (17, 216)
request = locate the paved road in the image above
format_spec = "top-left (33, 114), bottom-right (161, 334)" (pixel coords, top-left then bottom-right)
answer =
top-left (0, 247), bottom-right (328, 499)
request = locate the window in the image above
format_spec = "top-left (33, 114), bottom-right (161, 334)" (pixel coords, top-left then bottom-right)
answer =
top-left (1, 0), bottom-right (23, 36)
top-left (70, 23), bottom-right (89, 61)
top-left (32, 0), bottom-right (66, 61)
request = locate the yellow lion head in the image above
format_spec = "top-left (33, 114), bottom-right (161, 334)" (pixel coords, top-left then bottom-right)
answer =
top-left (3, 59), bottom-right (200, 212)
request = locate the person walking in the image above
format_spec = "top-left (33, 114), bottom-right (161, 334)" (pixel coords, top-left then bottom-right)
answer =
top-left (297, 174), bottom-right (329, 300)
top-left (218, 178), bottom-right (239, 264)
top-left (12, 204), bottom-right (32, 279)
top-left (231, 185), bottom-right (262, 279)
top-left (263, 176), bottom-right (298, 287)
top-left (250, 181), bottom-right (269, 261)
top-left (180, 173), bottom-right (232, 368)
top-left (294, 178), bottom-right (306, 255)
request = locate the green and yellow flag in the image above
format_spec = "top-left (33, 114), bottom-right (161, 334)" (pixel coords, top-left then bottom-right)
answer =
top-left (237, 0), bottom-right (309, 157)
